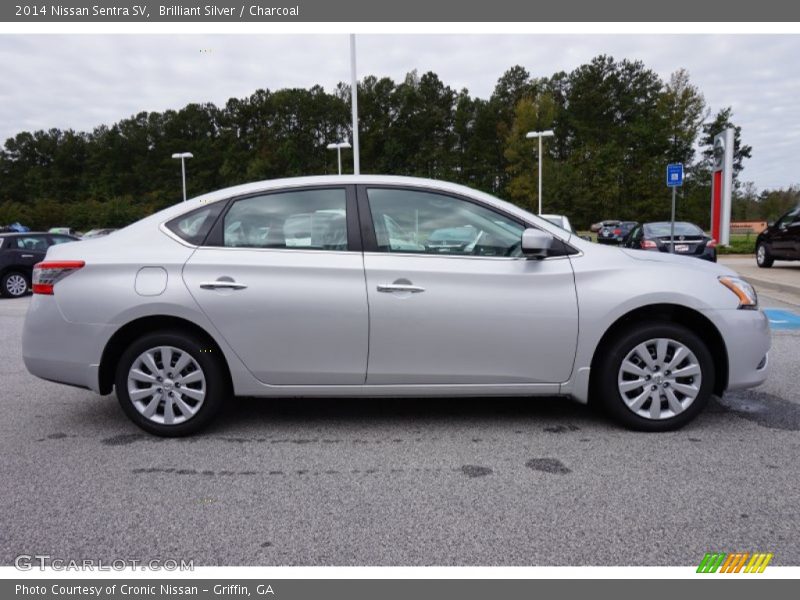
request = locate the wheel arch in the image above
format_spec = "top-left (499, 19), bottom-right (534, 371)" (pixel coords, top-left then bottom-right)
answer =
top-left (98, 315), bottom-right (233, 395)
top-left (588, 303), bottom-right (728, 400)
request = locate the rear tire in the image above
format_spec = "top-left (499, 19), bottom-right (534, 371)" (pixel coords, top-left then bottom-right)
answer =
top-left (115, 330), bottom-right (228, 436)
top-left (595, 322), bottom-right (715, 432)
top-left (756, 243), bottom-right (774, 268)
top-left (1, 271), bottom-right (29, 298)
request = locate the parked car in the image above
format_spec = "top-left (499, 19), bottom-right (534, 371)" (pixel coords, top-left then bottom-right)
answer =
top-left (82, 228), bottom-right (118, 239)
top-left (623, 221), bottom-right (717, 262)
top-left (49, 227), bottom-right (83, 237)
top-left (22, 176), bottom-right (769, 436)
top-left (540, 214), bottom-right (575, 233)
top-left (591, 219), bottom-right (621, 233)
top-left (0, 222), bottom-right (30, 233)
top-left (0, 232), bottom-right (79, 297)
top-left (598, 221), bottom-right (639, 245)
top-left (755, 205), bottom-right (800, 268)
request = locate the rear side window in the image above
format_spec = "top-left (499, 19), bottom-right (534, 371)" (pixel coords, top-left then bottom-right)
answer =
top-left (220, 188), bottom-right (348, 250)
top-left (166, 203), bottom-right (224, 246)
top-left (14, 236), bottom-right (48, 251)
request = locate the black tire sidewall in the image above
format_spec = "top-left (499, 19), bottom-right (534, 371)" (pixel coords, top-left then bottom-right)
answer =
top-left (115, 330), bottom-right (227, 436)
top-left (756, 243), bottom-right (773, 268)
top-left (597, 322), bottom-right (715, 432)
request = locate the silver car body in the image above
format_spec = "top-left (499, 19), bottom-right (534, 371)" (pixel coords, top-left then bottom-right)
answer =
top-left (22, 175), bottom-right (770, 404)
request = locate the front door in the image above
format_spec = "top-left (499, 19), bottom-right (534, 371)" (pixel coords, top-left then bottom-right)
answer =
top-left (360, 186), bottom-right (579, 385)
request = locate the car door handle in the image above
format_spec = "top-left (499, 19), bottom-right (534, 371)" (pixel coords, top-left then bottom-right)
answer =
top-left (200, 281), bottom-right (248, 290)
top-left (21, 254), bottom-right (34, 258)
top-left (377, 283), bottom-right (425, 294)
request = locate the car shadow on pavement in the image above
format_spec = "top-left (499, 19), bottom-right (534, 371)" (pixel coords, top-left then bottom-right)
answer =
top-left (213, 395), bottom-right (603, 431)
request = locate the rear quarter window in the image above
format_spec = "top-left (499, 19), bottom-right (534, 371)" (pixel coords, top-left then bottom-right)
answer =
top-left (166, 203), bottom-right (225, 246)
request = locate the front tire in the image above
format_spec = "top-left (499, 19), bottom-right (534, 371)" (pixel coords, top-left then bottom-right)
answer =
top-left (115, 330), bottom-right (227, 436)
top-left (756, 243), bottom-right (774, 268)
top-left (595, 322), bottom-right (715, 431)
top-left (1, 271), bottom-right (29, 298)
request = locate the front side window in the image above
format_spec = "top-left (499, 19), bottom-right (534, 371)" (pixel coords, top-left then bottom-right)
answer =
top-left (222, 188), bottom-right (347, 250)
top-left (366, 188), bottom-right (524, 257)
top-left (777, 207), bottom-right (800, 227)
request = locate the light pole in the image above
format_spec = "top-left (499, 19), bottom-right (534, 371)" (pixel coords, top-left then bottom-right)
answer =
top-left (350, 34), bottom-right (360, 175)
top-left (171, 152), bottom-right (193, 202)
top-left (326, 142), bottom-right (352, 175)
top-left (525, 130), bottom-right (554, 215)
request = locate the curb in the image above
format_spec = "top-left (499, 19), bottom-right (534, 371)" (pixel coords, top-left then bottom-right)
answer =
top-left (742, 275), bottom-right (800, 297)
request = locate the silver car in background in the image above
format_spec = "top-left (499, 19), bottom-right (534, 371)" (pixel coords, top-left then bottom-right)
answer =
top-left (22, 176), bottom-right (770, 436)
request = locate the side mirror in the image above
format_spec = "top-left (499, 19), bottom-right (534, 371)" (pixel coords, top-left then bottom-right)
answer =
top-left (521, 228), bottom-right (554, 259)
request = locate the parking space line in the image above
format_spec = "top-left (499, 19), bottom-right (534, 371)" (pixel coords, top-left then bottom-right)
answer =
top-left (763, 308), bottom-right (800, 330)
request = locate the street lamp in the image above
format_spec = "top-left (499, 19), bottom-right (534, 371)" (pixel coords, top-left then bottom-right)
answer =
top-left (525, 130), bottom-right (554, 215)
top-left (326, 142), bottom-right (352, 175)
top-left (171, 152), bottom-right (193, 202)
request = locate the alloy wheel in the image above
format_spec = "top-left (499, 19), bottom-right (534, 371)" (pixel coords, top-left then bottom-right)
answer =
top-left (617, 338), bottom-right (702, 420)
top-left (5, 274), bottom-right (27, 297)
top-left (126, 345), bottom-right (206, 425)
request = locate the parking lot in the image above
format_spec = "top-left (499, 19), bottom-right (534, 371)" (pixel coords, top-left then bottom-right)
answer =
top-left (1, 276), bottom-right (799, 566)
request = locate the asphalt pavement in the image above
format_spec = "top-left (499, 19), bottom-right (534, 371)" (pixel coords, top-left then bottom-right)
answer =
top-left (1, 290), bottom-right (799, 567)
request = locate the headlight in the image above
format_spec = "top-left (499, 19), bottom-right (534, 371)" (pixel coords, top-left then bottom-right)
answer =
top-left (719, 276), bottom-right (758, 309)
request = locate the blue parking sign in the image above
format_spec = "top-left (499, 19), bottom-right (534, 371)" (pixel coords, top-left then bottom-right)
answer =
top-left (667, 163), bottom-right (683, 187)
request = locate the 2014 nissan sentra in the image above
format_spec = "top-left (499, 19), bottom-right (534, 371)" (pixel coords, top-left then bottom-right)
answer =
top-left (22, 176), bottom-right (770, 436)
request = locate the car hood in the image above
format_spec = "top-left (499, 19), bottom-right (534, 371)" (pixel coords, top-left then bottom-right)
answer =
top-left (620, 248), bottom-right (736, 276)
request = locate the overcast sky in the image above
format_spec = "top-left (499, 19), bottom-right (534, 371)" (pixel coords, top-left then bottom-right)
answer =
top-left (1, 34), bottom-right (798, 190)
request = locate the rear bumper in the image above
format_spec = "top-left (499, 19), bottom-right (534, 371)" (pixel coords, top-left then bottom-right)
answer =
top-left (22, 295), bottom-right (113, 393)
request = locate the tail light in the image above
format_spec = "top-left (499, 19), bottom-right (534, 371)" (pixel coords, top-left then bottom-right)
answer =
top-left (641, 240), bottom-right (657, 249)
top-left (32, 261), bottom-right (85, 295)
top-left (614, 228), bottom-right (622, 235)
top-left (707, 238), bottom-right (718, 248)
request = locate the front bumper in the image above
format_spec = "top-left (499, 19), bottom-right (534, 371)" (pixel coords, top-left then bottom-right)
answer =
top-left (704, 307), bottom-right (771, 391)
top-left (22, 295), bottom-right (114, 393)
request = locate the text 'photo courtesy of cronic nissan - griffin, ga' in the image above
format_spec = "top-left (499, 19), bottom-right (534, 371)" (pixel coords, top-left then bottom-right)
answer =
top-left (21, 175), bottom-right (770, 436)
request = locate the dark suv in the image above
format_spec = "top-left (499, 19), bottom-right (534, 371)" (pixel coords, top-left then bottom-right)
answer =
top-left (0, 232), bottom-right (79, 297)
top-left (756, 206), bottom-right (800, 268)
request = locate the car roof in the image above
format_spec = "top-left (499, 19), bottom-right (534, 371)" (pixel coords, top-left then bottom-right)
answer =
top-left (0, 231), bottom-right (49, 237)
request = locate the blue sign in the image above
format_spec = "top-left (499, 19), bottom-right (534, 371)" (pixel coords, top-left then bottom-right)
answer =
top-left (667, 163), bottom-right (683, 187)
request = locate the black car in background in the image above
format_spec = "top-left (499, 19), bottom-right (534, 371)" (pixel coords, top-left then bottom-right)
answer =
top-left (623, 221), bottom-right (717, 262)
top-left (756, 205), bottom-right (800, 268)
top-left (598, 220), bottom-right (638, 245)
top-left (0, 232), bottom-right (79, 298)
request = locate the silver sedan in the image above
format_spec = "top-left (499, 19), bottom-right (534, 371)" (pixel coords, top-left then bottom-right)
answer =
top-left (22, 176), bottom-right (770, 435)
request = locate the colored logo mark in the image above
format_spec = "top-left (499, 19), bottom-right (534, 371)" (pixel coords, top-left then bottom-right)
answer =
top-left (697, 552), bottom-right (773, 573)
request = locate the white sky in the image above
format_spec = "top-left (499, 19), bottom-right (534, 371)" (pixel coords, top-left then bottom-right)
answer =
top-left (0, 34), bottom-right (798, 190)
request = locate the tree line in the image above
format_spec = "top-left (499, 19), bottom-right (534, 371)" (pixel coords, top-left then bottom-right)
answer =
top-left (0, 55), bottom-right (797, 232)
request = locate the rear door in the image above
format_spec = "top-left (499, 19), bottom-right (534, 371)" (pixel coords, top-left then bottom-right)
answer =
top-left (359, 186), bottom-right (579, 385)
top-left (9, 235), bottom-right (49, 273)
top-left (182, 186), bottom-right (369, 385)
